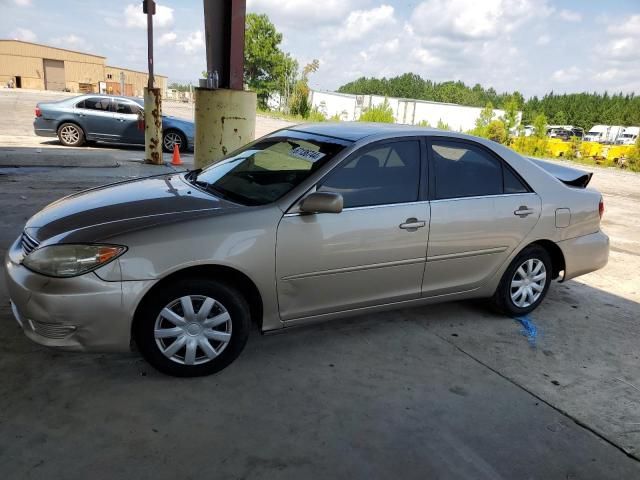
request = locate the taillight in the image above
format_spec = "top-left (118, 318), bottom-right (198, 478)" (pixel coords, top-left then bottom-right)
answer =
top-left (599, 197), bottom-right (604, 220)
top-left (35, 106), bottom-right (41, 117)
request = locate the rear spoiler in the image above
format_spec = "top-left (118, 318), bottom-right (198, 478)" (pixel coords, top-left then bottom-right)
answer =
top-left (528, 158), bottom-right (593, 188)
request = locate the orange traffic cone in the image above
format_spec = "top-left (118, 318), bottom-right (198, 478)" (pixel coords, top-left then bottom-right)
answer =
top-left (171, 144), bottom-right (183, 166)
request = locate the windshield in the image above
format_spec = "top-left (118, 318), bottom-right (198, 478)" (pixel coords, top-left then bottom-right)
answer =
top-left (190, 131), bottom-right (350, 206)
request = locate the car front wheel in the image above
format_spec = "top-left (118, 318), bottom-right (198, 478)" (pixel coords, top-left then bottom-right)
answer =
top-left (491, 245), bottom-right (552, 316)
top-left (134, 277), bottom-right (250, 377)
top-left (57, 122), bottom-right (85, 147)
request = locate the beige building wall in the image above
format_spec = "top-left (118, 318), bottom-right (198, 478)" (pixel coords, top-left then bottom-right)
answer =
top-left (0, 40), bottom-right (166, 95)
top-left (105, 66), bottom-right (167, 97)
top-left (0, 40), bottom-right (105, 91)
top-left (0, 53), bottom-right (45, 88)
top-left (63, 61), bottom-right (105, 92)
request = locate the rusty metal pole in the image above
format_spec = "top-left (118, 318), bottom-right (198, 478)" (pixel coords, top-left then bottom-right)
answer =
top-left (194, 0), bottom-right (256, 168)
top-left (147, 1), bottom-right (154, 89)
top-left (144, 0), bottom-right (162, 165)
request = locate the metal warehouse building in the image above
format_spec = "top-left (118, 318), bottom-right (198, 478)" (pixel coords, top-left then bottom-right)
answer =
top-left (0, 40), bottom-right (167, 96)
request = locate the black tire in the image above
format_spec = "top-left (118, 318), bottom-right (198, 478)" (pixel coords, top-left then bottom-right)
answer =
top-left (134, 277), bottom-right (250, 377)
top-left (57, 122), bottom-right (85, 147)
top-left (162, 129), bottom-right (187, 153)
top-left (491, 245), bottom-right (552, 316)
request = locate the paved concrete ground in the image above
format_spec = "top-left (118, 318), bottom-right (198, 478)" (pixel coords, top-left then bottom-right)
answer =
top-left (1, 89), bottom-right (639, 478)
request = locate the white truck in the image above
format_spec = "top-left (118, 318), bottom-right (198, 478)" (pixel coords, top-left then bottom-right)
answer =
top-left (616, 126), bottom-right (639, 145)
top-left (584, 125), bottom-right (625, 144)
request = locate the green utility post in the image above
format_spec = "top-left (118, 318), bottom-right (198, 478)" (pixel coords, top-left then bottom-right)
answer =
top-left (143, 0), bottom-right (162, 165)
top-left (194, 0), bottom-right (256, 169)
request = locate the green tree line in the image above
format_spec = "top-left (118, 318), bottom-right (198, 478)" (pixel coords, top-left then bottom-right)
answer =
top-left (338, 73), bottom-right (640, 130)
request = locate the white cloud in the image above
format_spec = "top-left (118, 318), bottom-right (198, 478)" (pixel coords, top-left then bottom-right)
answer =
top-left (178, 31), bottom-right (204, 54)
top-left (10, 27), bottom-right (36, 42)
top-left (611, 14), bottom-right (640, 36)
top-left (13, 0), bottom-right (31, 5)
top-left (411, 0), bottom-right (552, 40)
top-left (158, 31), bottom-right (177, 46)
top-left (412, 47), bottom-right (443, 67)
top-left (602, 15), bottom-right (640, 61)
top-left (536, 34), bottom-right (551, 45)
top-left (122, 3), bottom-right (174, 29)
top-left (607, 37), bottom-right (639, 59)
top-left (51, 34), bottom-right (90, 50)
top-left (359, 38), bottom-right (400, 61)
top-left (558, 9), bottom-right (582, 22)
top-left (247, 0), bottom-right (361, 26)
top-left (338, 5), bottom-right (396, 41)
top-left (551, 66), bottom-right (581, 83)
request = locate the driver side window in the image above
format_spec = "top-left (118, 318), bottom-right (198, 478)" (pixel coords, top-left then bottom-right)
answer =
top-left (318, 140), bottom-right (421, 208)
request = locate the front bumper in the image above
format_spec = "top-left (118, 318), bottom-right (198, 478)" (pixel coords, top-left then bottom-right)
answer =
top-left (4, 238), bottom-right (152, 352)
top-left (557, 230), bottom-right (609, 282)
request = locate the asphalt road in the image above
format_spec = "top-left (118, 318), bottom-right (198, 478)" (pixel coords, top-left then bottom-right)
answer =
top-left (0, 89), bottom-right (639, 478)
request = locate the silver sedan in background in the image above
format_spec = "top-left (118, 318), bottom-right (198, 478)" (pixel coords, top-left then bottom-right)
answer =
top-left (5, 123), bottom-right (609, 376)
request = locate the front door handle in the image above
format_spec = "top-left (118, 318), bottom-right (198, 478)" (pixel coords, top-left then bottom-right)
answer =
top-left (399, 218), bottom-right (426, 231)
top-left (514, 206), bottom-right (535, 217)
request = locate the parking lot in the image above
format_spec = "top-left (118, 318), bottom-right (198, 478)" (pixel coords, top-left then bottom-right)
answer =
top-left (1, 89), bottom-right (639, 478)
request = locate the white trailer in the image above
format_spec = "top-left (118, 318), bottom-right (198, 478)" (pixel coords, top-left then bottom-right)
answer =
top-left (584, 125), bottom-right (625, 144)
top-left (308, 90), bottom-right (520, 132)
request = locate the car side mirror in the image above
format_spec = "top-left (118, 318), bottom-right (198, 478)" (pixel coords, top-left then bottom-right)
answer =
top-left (300, 192), bottom-right (343, 214)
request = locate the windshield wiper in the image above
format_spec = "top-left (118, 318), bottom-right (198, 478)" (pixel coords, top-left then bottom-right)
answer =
top-left (193, 180), bottom-right (236, 202)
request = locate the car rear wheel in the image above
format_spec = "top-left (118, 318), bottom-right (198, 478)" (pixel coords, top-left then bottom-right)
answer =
top-left (134, 277), bottom-right (250, 377)
top-left (491, 245), bottom-right (552, 316)
top-left (163, 130), bottom-right (187, 153)
top-left (57, 122), bottom-right (85, 147)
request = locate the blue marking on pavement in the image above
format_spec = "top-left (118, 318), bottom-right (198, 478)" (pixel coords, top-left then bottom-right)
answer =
top-left (514, 315), bottom-right (539, 347)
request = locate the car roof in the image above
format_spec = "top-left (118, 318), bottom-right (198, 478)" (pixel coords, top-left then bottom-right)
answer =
top-left (71, 93), bottom-right (143, 105)
top-left (288, 122), bottom-right (443, 141)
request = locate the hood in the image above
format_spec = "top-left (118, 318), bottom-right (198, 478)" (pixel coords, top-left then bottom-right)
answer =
top-left (27, 174), bottom-right (240, 244)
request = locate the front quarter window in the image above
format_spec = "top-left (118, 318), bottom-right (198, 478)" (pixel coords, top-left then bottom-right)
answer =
top-left (191, 132), bottom-right (349, 205)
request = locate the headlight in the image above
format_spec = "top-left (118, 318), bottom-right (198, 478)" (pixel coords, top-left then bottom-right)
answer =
top-left (22, 244), bottom-right (126, 278)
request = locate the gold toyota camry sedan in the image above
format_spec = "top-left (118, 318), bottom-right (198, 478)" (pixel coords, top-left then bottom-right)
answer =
top-left (5, 123), bottom-right (609, 376)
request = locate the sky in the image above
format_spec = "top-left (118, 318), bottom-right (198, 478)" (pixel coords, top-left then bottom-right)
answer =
top-left (2, 0), bottom-right (640, 98)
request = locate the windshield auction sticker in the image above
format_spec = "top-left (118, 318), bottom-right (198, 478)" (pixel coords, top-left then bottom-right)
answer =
top-left (289, 146), bottom-right (326, 162)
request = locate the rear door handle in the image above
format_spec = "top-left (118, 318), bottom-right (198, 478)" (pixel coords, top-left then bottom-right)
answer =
top-left (514, 206), bottom-right (535, 217)
top-left (399, 218), bottom-right (426, 231)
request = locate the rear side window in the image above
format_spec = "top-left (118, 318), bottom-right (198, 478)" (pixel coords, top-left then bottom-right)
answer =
top-left (318, 140), bottom-right (420, 208)
top-left (504, 166), bottom-right (529, 194)
top-left (77, 97), bottom-right (111, 111)
top-left (114, 101), bottom-right (140, 114)
top-left (430, 141), bottom-right (528, 199)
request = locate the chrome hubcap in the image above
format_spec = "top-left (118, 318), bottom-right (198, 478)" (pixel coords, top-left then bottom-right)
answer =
top-left (510, 258), bottom-right (547, 308)
top-left (164, 132), bottom-right (182, 150)
top-left (154, 295), bottom-right (232, 365)
top-left (60, 125), bottom-right (80, 144)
